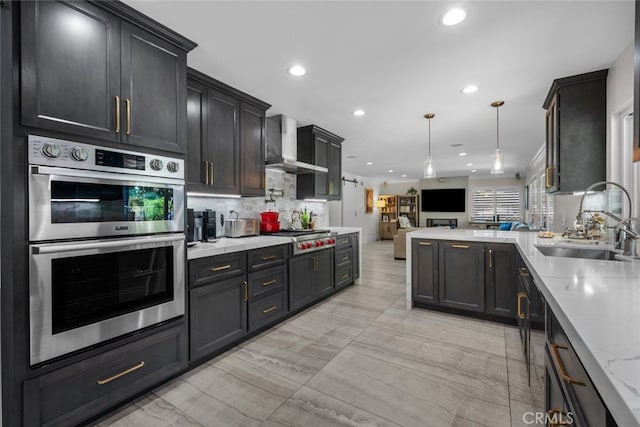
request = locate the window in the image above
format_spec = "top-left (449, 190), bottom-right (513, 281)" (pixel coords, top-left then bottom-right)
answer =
top-left (471, 187), bottom-right (521, 221)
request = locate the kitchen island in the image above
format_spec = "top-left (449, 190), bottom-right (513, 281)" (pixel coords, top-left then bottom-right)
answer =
top-left (405, 228), bottom-right (640, 427)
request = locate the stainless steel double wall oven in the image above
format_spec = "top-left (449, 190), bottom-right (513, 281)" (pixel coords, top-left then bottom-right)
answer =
top-left (28, 135), bottom-right (186, 365)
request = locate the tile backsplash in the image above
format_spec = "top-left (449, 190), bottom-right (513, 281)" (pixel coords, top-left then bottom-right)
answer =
top-left (187, 170), bottom-right (327, 233)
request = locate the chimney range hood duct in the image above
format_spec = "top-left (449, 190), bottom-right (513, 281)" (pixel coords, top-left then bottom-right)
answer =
top-left (265, 115), bottom-right (328, 174)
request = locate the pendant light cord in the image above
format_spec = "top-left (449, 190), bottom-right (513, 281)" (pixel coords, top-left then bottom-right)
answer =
top-left (428, 118), bottom-right (431, 156)
top-left (496, 105), bottom-right (500, 151)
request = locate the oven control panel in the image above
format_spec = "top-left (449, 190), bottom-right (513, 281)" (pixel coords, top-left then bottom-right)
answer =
top-left (28, 135), bottom-right (184, 180)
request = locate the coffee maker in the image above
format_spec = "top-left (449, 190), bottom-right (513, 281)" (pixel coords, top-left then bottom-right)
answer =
top-left (201, 209), bottom-right (218, 241)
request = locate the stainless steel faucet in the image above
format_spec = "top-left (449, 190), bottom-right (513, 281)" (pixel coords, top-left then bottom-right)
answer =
top-left (576, 181), bottom-right (637, 253)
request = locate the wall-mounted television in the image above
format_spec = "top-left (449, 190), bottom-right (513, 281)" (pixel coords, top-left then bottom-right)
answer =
top-left (421, 188), bottom-right (466, 212)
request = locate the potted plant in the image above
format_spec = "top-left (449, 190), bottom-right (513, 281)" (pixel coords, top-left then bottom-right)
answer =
top-left (406, 187), bottom-right (417, 196)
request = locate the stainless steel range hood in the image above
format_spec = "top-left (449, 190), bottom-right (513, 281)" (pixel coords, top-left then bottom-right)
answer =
top-left (266, 115), bottom-right (328, 174)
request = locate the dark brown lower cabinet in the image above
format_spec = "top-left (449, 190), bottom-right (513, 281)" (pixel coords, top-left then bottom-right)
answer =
top-left (289, 249), bottom-right (334, 311)
top-left (411, 239), bottom-right (438, 305)
top-left (485, 243), bottom-right (516, 317)
top-left (438, 241), bottom-right (485, 312)
top-left (23, 323), bottom-right (187, 427)
top-left (189, 275), bottom-right (248, 362)
top-left (546, 309), bottom-right (618, 427)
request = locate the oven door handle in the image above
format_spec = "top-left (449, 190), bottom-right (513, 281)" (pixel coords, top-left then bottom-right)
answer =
top-left (31, 234), bottom-right (185, 255)
top-left (30, 165), bottom-right (185, 186)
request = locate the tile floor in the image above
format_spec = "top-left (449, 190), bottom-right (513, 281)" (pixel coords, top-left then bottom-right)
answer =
top-left (93, 241), bottom-right (544, 427)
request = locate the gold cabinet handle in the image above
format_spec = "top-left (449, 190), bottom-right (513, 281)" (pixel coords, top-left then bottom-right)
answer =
top-left (451, 244), bottom-right (469, 249)
top-left (418, 241), bottom-right (432, 246)
top-left (341, 273), bottom-right (349, 279)
top-left (341, 256), bottom-right (349, 261)
top-left (517, 292), bottom-right (527, 320)
top-left (262, 305), bottom-right (277, 314)
top-left (313, 256), bottom-right (317, 272)
top-left (125, 98), bottom-right (131, 135)
top-left (519, 267), bottom-right (529, 277)
top-left (261, 279), bottom-right (277, 287)
top-left (210, 264), bottom-right (231, 272)
top-left (547, 409), bottom-right (571, 426)
top-left (210, 161), bottom-right (214, 186)
top-left (204, 161), bottom-right (210, 185)
top-left (261, 254), bottom-right (277, 261)
top-left (97, 361), bottom-right (144, 385)
top-left (243, 280), bottom-right (248, 303)
top-left (114, 96), bottom-right (121, 133)
top-left (489, 249), bottom-right (493, 268)
top-left (550, 343), bottom-right (586, 386)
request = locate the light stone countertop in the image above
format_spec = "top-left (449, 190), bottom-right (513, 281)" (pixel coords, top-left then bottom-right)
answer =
top-left (328, 226), bottom-right (362, 235)
top-left (405, 228), bottom-right (640, 427)
top-left (187, 235), bottom-right (292, 260)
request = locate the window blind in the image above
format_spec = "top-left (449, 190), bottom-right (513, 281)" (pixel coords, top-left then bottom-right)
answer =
top-left (471, 187), bottom-right (521, 221)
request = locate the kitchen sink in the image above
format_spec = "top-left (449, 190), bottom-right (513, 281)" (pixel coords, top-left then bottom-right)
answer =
top-left (535, 245), bottom-right (624, 261)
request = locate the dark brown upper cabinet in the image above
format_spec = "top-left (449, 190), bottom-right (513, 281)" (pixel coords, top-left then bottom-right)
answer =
top-left (543, 69), bottom-right (607, 193)
top-left (186, 68), bottom-right (270, 196)
top-left (296, 125), bottom-right (344, 200)
top-left (21, 1), bottom-right (195, 153)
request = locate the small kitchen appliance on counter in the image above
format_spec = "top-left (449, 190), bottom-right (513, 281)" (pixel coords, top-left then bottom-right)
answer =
top-left (260, 210), bottom-right (280, 233)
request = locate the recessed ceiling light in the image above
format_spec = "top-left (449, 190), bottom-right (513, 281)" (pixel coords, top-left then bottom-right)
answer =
top-left (287, 65), bottom-right (306, 76)
top-left (366, 162), bottom-right (373, 165)
top-left (471, 169), bottom-right (477, 173)
top-left (353, 110), bottom-right (365, 116)
top-left (388, 169), bottom-right (394, 173)
top-left (466, 163), bottom-right (473, 166)
top-left (402, 174), bottom-right (407, 178)
top-left (461, 85), bottom-right (479, 94)
top-left (441, 8), bottom-right (466, 26)
top-left (458, 152), bottom-right (467, 156)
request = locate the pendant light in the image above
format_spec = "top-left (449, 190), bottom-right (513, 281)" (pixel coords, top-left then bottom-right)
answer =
top-left (424, 113), bottom-right (436, 178)
top-left (490, 100), bottom-right (505, 174)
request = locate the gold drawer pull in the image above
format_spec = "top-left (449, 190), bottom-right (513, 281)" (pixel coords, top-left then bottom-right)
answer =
top-left (341, 273), bottom-right (349, 279)
top-left (261, 279), bottom-right (277, 287)
top-left (204, 161), bottom-right (210, 185)
top-left (243, 280), bottom-right (248, 303)
top-left (418, 241), bottom-right (432, 246)
top-left (210, 161), bottom-right (214, 186)
top-left (517, 292), bottom-right (527, 320)
top-left (125, 98), bottom-right (131, 135)
top-left (341, 256), bottom-right (349, 261)
top-left (451, 244), bottom-right (469, 249)
top-left (114, 96), bottom-right (121, 133)
top-left (489, 249), bottom-right (493, 268)
top-left (261, 254), bottom-right (277, 261)
top-left (519, 267), bottom-right (529, 276)
top-left (262, 305), bottom-right (277, 314)
top-left (210, 264), bottom-right (231, 272)
top-left (550, 343), bottom-right (586, 386)
top-left (97, 361), bottom-right (144, 385)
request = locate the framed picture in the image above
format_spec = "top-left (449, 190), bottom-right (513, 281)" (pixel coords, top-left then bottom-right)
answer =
top-left (365, 187), bottom-right (373, 214)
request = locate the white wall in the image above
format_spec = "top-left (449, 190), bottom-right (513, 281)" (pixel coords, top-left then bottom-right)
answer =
top-left (328, 171), bottom-right (382, 243)
top-left (379, 180), bottom-right (420, 196)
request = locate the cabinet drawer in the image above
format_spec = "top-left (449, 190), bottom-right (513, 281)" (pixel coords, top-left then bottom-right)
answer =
top-left (23, 324), bottom-right (186, 427)
top-left (335, 264), bottom-right (353, 290)
top-left (247, 245), bottom-right (287, 271)
top-left (335, 247), bottom-right (352, 267)
top-left (335, 235), bottom-right (351, 249)
top-left (548, 312), bottom-right (607, 427)
top-left (189, 252), bottom-right (246, 287)
top-left (248, 291), bottom-right (288, 331)
top-left (247, 265), bottom-right (286, 300)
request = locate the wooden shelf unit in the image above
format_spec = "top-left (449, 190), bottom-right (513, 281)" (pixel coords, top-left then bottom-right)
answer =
top-left (397, 195), bottom-right (419, 227)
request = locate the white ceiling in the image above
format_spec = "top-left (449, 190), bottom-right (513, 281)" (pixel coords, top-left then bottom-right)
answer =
top-left (125, 0), bottom-right (634, 182)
